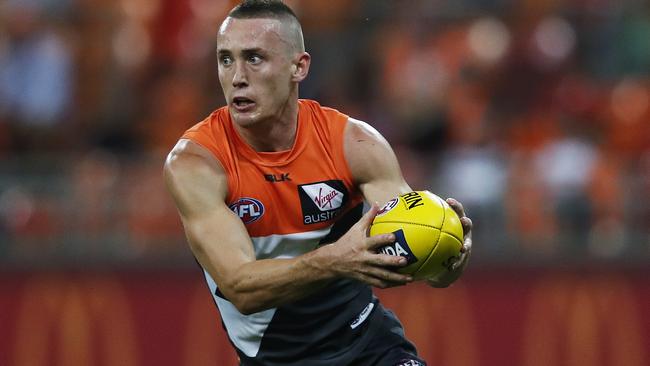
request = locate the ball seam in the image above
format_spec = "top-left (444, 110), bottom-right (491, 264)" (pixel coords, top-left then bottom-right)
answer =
top-left (371, 221), bottom-right (442, 230)
top-left (412, 195), bottom-right (448, 279)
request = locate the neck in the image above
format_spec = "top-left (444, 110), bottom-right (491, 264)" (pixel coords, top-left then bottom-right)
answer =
top-left (234, 98), bottom-right (299, 152)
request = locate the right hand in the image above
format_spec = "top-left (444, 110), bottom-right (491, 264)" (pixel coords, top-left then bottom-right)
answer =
top-left (321, 204), bottom-right (413, 288)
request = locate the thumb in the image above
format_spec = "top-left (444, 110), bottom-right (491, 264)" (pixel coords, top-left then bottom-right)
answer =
top-left (359, 203), bottom-right (380, 233)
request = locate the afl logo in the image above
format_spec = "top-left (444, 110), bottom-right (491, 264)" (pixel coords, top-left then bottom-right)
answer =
top-left (229, 197), bottom-right (265, 224)
top-left (377, 198), bottom-right (398, 216)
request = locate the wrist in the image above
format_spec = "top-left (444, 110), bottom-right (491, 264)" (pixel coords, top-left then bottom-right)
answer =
top-left (300, 245), bottom-right (337, 280)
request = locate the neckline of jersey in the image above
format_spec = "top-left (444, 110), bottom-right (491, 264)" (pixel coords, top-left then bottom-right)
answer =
top-left (227, 100), bottom-right (310, 167)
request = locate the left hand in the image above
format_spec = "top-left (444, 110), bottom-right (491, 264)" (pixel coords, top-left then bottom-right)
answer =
top-left (426, 197), bottom-right (473, 288)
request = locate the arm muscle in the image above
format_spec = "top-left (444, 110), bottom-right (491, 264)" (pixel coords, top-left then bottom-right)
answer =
top-left (164, 140), bottom-right (332, 314)
top-left (344, 118), bottom-right (412, 204)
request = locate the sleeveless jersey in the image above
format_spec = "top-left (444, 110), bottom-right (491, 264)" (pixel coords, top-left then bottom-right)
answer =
top-left (181, 99), bottom-right (380, 365)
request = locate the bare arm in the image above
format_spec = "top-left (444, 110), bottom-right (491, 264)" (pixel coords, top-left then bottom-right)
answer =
top-left (343, 118), bottom-right (472, 287)
top-left (164, 140), bottom-right (410, 314)
top-left (344, 118), bottom-right (412, 203)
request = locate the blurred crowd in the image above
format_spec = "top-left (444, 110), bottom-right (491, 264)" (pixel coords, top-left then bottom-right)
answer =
top-left (0, 0), bottom-right (648, 266)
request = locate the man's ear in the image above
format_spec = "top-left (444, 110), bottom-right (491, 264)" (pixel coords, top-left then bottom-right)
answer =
top-left (291, 52), bottom-right (311, 82)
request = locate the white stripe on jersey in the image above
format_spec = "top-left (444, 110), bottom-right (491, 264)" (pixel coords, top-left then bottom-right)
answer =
top-left (204, 227), bottom-right (332, 357)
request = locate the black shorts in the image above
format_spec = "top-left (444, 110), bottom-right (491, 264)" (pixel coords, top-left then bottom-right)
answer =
top-left (350, 305), bottom-right (427, 366)
top-left (236, 300), bottom-right (426, 366)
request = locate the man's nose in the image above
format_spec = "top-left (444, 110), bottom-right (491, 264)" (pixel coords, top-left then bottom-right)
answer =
top-left (232, 62), bottom-right (248, 88)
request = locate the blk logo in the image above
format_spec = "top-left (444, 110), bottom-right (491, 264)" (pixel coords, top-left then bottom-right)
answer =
top-left (229, 197), bottom-right (265, 224)
top-left (377, 229), bottom-right (417, 265)
top-left (264, 173), bottom-right (291, 183)
top-left (298, 180), bottom-right (348, 225)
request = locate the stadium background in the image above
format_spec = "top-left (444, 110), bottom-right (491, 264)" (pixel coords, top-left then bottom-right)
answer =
top-left (0, 0), bottom-right (649, 365)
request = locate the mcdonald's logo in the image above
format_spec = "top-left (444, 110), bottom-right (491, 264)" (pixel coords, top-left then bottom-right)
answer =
top-left (12, 276), bottom-right (138, 366)
top-left (523, 275), bottom-right (647, 366)
top-left (377, 283), bottom-right (478, 366)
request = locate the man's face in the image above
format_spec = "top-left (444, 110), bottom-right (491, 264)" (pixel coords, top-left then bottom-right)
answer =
top-left (217, 17), bottom-right (297, 127)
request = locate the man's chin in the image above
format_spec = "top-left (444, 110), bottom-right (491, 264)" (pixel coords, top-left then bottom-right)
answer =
top-left (229, 109), bottom-right (260, 127)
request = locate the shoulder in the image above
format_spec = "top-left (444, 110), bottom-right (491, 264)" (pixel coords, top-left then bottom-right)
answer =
top-left (343, 118), bottom-right (397, 184)
top-left (344, 118), bottom-right (392, 164)
top-left (343, 118), bottom-right (411, 201)
top-left (177, 107), bottom-right (234, 178)
top-left (164, 139), bottom-right (229, 214)
top-left (165, 139), bottom-right (223, 173)
top-left (344, 118), bottom-right (386, 144)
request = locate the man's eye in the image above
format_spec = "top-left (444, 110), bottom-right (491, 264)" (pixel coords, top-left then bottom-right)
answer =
top-left (220, 56), bottom-right (233, 65)
top-left (248, 55), bottom-right (262, 64)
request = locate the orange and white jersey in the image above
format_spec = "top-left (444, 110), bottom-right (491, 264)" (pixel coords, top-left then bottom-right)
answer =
top-left (181, 99), bottom-right (376, 365)
top-left (183, 99), bottom-right (363, 238)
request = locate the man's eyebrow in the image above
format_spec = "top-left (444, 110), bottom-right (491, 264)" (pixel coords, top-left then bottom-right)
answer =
top-left (217, 47), bottom-right (265, 55)
top-left (242, 47), bottom-right (264, 53)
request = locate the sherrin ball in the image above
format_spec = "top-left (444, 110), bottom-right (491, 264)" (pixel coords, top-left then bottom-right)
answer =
top-left (370, 191), bottom-right (464, 281)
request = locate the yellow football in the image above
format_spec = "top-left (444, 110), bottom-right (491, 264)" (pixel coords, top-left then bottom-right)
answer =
top-left (370, 191), bottom-right (464, 281)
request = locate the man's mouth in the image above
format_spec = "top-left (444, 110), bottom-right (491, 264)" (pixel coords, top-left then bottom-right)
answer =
top-left (232, 97), bottom-right (255, 111)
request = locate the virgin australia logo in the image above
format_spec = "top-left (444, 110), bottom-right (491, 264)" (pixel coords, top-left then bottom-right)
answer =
top-left (298, 180), bottom-right (348, 224)
top-left (301, 183), bottom-right (344, 211)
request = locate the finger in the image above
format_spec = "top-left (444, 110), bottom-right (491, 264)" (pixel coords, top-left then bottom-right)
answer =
top-left (459, 238), bottom-right (472, 253)
top-left (453, 248), bottom-right (471, 271)
top-left (461, 217), bottom-right (473, 233)
top-left (461, 237), bottom-right (472, 253)
top-left (362, 266), bottom-right (413, 284)
top-left (365, 232), bottom-right (396, 250)
top-left (452, 252), bottom-right (466, 270)
top-left (446, 197), bottom-right (465, 217)
top-left (452, 258), bottom-right (467, 272)
top-left (369, 252), bottom-right (408, 267)
top-left (360, 203), bottom-right (380, 232)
